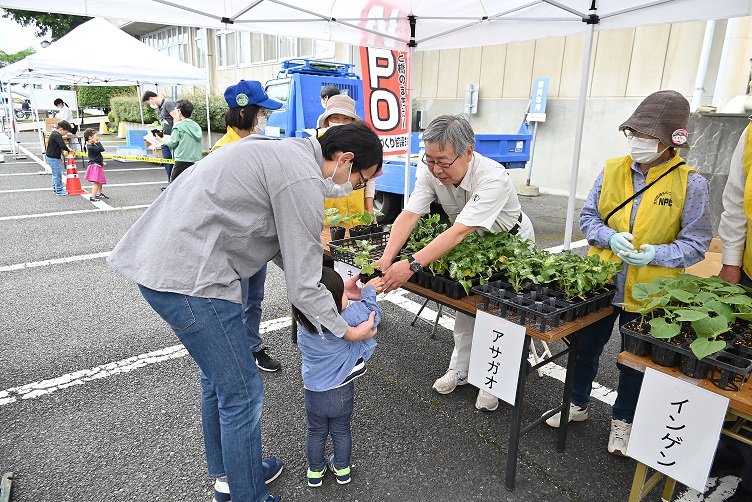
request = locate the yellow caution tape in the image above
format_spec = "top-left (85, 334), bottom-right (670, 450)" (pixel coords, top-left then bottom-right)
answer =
top-left (70, 150), bottom-right (175, 164)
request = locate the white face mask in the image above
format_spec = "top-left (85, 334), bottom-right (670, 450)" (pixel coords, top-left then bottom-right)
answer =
top-left (327, 122), bottom-right (344, 127)
top-left (149, 103), bottom-right (159, 110)
top-left (627, 136), bottom-right (667, 164)
top-left (254, 115), bottom-right (267, 134)
top-left (323, 159), bottom-right (354, 198)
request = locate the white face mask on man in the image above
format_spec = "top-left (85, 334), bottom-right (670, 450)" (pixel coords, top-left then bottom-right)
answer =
top-left (627, 136), bottom-right (667, 164)
top-left (323, 158), bottom-right (354, 198)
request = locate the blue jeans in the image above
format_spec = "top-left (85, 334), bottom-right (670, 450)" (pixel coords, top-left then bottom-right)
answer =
top-left (241, 265), bottom-right (267, 354)
top-left (305, 382), bottom-right (354, 471)
top-left (47, 156), bottom-right (64, 193)
top-left (161, 144), bottom-right (173, 181)
top-left (570, 307), bottom-right (643, 422)
top-left (138, 286), bottom-right (268, 502)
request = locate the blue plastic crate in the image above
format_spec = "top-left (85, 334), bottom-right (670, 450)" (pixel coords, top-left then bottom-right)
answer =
top-left (126, 129), bottom-right (148, 147)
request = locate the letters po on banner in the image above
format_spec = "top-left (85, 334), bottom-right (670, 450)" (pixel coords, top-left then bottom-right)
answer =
top-left (359, 47), bottom-right (410, 155)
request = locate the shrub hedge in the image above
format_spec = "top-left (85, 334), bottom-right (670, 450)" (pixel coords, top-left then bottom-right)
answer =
top-left (77, 86), bottom-right (135, 109)
top-left (109, 91), bottom-right (228, 133)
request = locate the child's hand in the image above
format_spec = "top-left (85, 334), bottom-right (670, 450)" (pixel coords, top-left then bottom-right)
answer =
top-left (365, 277), bottom-right (384, 293)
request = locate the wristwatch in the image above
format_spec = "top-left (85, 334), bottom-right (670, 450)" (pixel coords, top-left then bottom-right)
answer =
top-left (407, 254), bottom-right (423, 273)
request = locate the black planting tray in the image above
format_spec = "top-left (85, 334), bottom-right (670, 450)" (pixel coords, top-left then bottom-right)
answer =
top-left (329, 231), bottom-right (390, 268)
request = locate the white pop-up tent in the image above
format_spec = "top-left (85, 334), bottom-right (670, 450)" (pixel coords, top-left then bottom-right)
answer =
top-left (3, 1), bottom-right (751, 247)
top-left (0, 18), bottom-right (209, 157)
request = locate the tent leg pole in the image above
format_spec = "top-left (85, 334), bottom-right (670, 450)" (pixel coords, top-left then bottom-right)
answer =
top-left (137, 84), bottom-right (145, 126)
top-left (563, 21), bottom-right (595, 250)
top-left (205, 82), bottom-right (212, 150)
top-left (403, 44), bottom-right (415, 208)
top-left (28, 74), bottom-right (47, 169)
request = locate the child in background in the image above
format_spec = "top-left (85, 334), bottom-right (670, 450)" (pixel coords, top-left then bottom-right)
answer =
top-left (83, 128), bottom-right (108, 201)
top-left (291, 268), bottom-right (383, 488)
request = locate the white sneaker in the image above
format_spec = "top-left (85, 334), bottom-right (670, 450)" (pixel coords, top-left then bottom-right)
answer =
top-left (432, 369), bottom-right (468, 394)
top-left (475, 390), bottom-right (499, 411)
top-left (544, 403), bottom-right (589, 428)
top-left (608, 419), bottom-right (632, 457)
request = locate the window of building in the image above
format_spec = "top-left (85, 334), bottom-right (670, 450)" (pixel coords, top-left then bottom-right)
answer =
top-left (141, 26), bottom-right (189, 64)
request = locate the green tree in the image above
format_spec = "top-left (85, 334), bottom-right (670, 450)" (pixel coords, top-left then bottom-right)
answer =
top-left (3, 9), bottom-right (90, 41)
top-left (0, 47), bottom-right (35, 68)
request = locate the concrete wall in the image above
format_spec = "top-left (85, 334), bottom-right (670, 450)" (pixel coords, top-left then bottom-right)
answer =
top-left (409, 18), bottom-right (752, 200)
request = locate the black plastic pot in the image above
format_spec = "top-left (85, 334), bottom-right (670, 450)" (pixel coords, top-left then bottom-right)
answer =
top-left (711, 354), bottom-right (750, 391)
top-left (418, 271), bottom-right (432, 289)
top-left (679, 353), bottom-right (712, 379)
top-left (430, 275), bottom-right (445, 295)
top-left (650, 343), bottom-right (680, 367)
top-left (330, 226), bottom-right (346, 241)
top-left (359, 269), bottom-right (383, 284)
top-left (623, 332), bottom-right (651, 356)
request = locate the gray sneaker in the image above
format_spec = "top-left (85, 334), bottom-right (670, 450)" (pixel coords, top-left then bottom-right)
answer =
top-left (608, 419), bottom-right (632, 457)
top-left (544, 403), bottom-right (589, 428)
top-left (432, 369), bottom-right (468, 394)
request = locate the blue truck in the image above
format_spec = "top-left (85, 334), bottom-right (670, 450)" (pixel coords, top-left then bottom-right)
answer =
top-left (264, 58), bottom-right (532, 223)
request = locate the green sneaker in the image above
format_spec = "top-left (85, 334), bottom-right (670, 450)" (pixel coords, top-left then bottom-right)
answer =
top-left (307, 466), bottom-right (325, 487)
top-left (327, 453), bottom-right (351, 485)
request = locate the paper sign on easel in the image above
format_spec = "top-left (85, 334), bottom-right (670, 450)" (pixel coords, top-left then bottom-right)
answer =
top-left (628, 368), bottom-right (729, 492)
top-left (468, 310), bottom-right (527, 405)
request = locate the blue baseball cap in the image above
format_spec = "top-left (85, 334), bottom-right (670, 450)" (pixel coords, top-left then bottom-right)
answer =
top-left (224, 80), bottom-right (283, 110)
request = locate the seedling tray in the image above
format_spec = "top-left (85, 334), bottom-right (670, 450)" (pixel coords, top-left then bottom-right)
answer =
top-left (472, 281), bottom-right (576, 332)
top-left (329, 231), bottom-right (390, 268)
top-left (621, 322), bottom-right (752, 391)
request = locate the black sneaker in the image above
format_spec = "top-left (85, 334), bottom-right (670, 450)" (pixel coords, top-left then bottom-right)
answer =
top-left (254, 347), bottom-right (281, 372)
top-left (98, 193), bottom-right (110, 199)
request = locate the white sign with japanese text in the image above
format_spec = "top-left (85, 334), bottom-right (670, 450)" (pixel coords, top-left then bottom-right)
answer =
top-left (468, 310), bottom-right (527, 405)
top-left (628, 368), bottom-right (729, 492)
top-left (334, 261), bottom-right (361, 284)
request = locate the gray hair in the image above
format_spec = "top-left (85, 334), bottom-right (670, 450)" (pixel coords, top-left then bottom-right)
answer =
top-left (422, 114), bottom-right (475, 155)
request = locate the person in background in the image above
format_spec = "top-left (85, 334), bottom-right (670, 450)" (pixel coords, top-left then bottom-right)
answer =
top-left (54, 98), bottom-right (73, 124)
top-left (211, 80), bottom-right (285, 373)
top-left (292, 267), bottom-right (383, 489)
top-left (142, 90), bottom-right (177, 184)
top-left (318, 94), bottom-right (377, 218)
top-left (546, 90), bottom-right (712, 457)
top-left (716, 122), bottom-right (752, 502)
top-left (320, 84), bottom-right (341, 109)
top-left (107, 121), bottom-right (382, 502)
top-left (83, 128), bottom-right (108, 201)
top-left (376, 114), bottom-right (535, 413)
top-left (45, 120), bottom-right (71, 195)
top-left (164, 99), bottom-right (203, 182)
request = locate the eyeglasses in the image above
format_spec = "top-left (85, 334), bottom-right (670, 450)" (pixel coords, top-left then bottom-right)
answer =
top-left (421, 153), bottom-right (460, 170)
top-left (353, 170), bottom-right (367, 191)
top-left (623, 129), bottom-right (653, 140)
top-left (257, 109), bottom-right (271, 118)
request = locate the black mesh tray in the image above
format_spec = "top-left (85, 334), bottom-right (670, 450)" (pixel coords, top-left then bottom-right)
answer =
top-left (328, 231), bottom-right (390, 268)
top-left (621, 322), bottom-right (752, 391)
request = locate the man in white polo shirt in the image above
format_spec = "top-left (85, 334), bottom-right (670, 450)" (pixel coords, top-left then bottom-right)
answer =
top-left (377, 114), bottom-right (535, 412)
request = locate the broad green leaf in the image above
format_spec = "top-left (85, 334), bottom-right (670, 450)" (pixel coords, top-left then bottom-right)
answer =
top-left (633, 282), bottom-right (661, 301)
top-left (689, 338), bottom-right (727, 360)
top-left (736, 312), bottom-right (752, 322)
top-left (673, 309), bottom-right (708, 322)
top-left (691, 315), bottom-right (729, 338)
top-left (668, 289), bottom-right (694, 304)
top-left (721, 295), bottom-right (752, 306)
top-left (708, 300), bottom-right (736, 323)
top-left (648, 317), bottom-right (681, 339)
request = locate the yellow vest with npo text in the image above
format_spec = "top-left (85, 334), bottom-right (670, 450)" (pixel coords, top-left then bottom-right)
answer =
top-left (741, 126), bottom-right (752, 278)
top-left (589, 153), bottom-right (694, 310)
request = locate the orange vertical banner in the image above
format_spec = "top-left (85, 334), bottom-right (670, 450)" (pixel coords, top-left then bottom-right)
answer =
top-left (359, 47), bottom-right (410, 155)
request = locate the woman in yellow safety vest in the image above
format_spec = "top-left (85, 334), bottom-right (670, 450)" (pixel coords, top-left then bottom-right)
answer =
top-left (318, 94), bottom-right (377, 221)
top-left (543, 90), bottom-right (712, 458)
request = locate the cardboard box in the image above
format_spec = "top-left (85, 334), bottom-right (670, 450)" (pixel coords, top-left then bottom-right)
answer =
top-left (44, 117), bottom-right (60, 132)
top-left (686, 237), bottom-right (722, 278)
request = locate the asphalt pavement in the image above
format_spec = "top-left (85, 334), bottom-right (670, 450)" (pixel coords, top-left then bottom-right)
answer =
top-left (0, 131), bottom-right (739, 501)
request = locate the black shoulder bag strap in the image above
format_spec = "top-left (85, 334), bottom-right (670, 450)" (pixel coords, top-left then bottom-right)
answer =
top-left (602, 161), bottom-right (686, 227)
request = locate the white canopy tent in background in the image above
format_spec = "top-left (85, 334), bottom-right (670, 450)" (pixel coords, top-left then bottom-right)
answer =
top-left (0, 18), bottom-right (209, 158)
top-left (2, 1), bottom-right (752, 247)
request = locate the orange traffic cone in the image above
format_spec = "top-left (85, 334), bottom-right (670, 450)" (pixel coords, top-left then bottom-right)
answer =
top-left (65, 152), bottom-right (89, 196)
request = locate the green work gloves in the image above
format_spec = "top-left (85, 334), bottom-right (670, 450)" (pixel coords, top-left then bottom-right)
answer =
top-left (618, 244), bottom-right (656, 268)
top-left (609, 232), bottom-right (636, 255)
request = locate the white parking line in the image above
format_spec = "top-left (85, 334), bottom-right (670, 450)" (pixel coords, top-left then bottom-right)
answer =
top-left (0, 204), bottom-right (149, 222)
top-left (0, 317), bottom-right (292, 406)
top-left (0, 181), bottom-right (163, 194)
